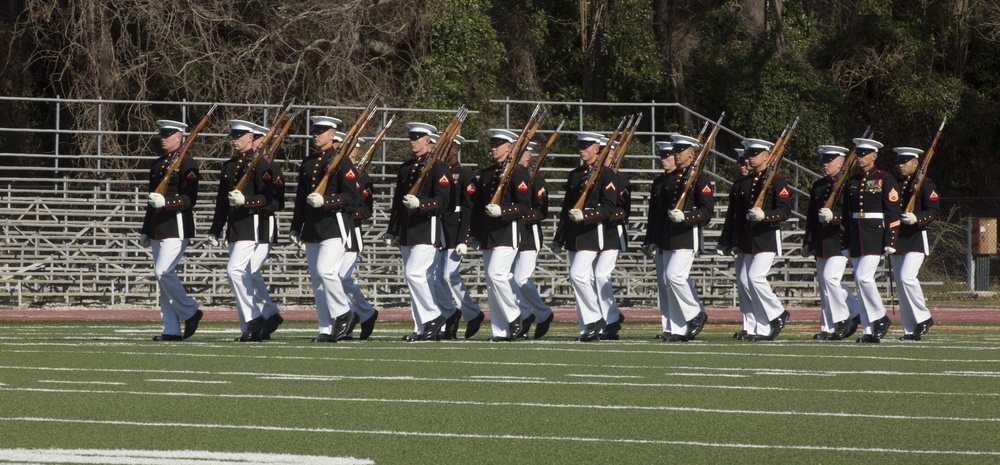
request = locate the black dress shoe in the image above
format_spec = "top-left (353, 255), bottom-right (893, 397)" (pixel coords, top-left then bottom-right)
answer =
top-left (733, 330), bottom-right (747, 340)
top-left (331, 312), bottom-right (357, 341)
top-left (831, 317), bottom-right (856, 340)
top-left (359, 310), bottom-right (378, 341)
top-left (401, 332), bottom-right (419, 342)
top-left (236, 317), bottom-right (265, 342)
top-left (915, 318), bottom-right (934, 338)
top-left (489, 336), bottom-right (513, 342)
top-left (813, 331), bottom-right (831, 340)
top-left (687, 312), bottom-right (708, 339)
top-left (873, 316), bottom-right (892, 340)
top-left (443, 311), bottom-right (461, 340)
top-left (664, 334), bottom-right (689, 342)
top-left (576, 319), bottom-right (606, 342)
top-left (260, 314), bottom-right (284, 340)
top-left (415, 316), bottom-right (445, 341)
top-left (533, 312), bottom-right (554, 340)
top-left (153, 334), bottom-right (183, 341)
top-left (465, 312), bottom-right (485, 339)
top-left (898, 334), bottom-right (918, 341)
top-left (605, 314), bottom-right (625, 335)
top-left (768, 310), bottom-right (790, 339)
top-left (856, 334), bottom-right (880, 344)
top-left (842, 314), bottom-right (861, 339)
top-left (311, 333), bottom-right (336, 343)
top-left (515, 314), bottom-right (535, 339)
top-left (599, 333), bottom-right (620, 340)
top-left (508, 317), bottom-right (523, 341)
top-left (748, 335), bottom-right (774, 342)
top-left (183, 310), bottom-right (203, 339)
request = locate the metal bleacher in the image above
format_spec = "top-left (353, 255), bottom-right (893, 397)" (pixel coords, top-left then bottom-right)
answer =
top-left (0, 97), bottom-right (852, 309)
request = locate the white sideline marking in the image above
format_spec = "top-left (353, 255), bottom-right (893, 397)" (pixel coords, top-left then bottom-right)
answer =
top-left (0, 448), bottom-right (372, 464)
top-left (2, 386), bottom-right (1000, 423)
top-left (1, 418), bottom-right (998, 457)
top-left (38, 380), bottom-right (126, 385)
top-left (660, 373), bottom-right (748, 378)
top-left (146, 379), bottom-right (230, 384)
top-left (565, 374), bottom-right (644, 379)
top-left (5, 364), bottom-right (1000, 397)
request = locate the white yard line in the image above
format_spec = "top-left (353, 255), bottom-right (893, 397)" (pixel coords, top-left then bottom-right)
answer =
top-left (2, 386), bottom-right (1000, 423)
top-left (0, 417), bottom-right (998, 457)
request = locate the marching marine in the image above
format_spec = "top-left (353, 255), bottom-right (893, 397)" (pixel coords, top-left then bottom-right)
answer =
top-left (840, 138), bottom-right (900, 343)
top-left (208, 120), bottom-right (276, 342)
top-left (891, 146), bottom-right (939, 340)
top-left (142, 119), bottom-right (203, 341)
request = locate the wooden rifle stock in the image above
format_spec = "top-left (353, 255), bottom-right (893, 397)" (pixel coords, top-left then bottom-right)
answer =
top-left (234, 101), bottom-right (295, 192)
top-left (611, 114), bottom-right (642, 173)
top-left (751, 117), bottom-right (798, 209)
top-left (405, 106), bottom-right (469, 197)
top-left (571, 115), bottom-right (631, 210)
top-left (489, 105), bottom-right (545, 205)
top-left (313, 94), bottom-right (380, 195)
top-left (264, 109), bottom-right (302, 165)
top-left (356, 114), bottom-right (396, 175)
top-left (529, 119), bottom-right (565, 182)
top-left (154, 103), bottom-right (218, 195)
top-left (821, 125), bottom-right (873, 210)
top-left (673, 112), bottom-right (726, 210)
top-left (904, 117), bottom-right (946, 213)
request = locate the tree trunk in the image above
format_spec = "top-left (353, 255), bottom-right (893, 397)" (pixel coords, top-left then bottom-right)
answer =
top-left (582, 0), bottom-right (610, 108)
top-left (652, 0), bottom-right (696, 128)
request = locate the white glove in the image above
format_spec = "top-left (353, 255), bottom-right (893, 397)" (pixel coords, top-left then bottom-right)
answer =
top-left (148, 192), bottom-right (166, 208)
top-left (902, 212), bottom-right (917, 225)
top-left (384, 233), bottom-right (398, 246)
top-left (818, 208), bottom-right (834, 223)
top-left (801, 244), bottom-right (813, 257)
top-left (749, 207), bottom-right (765, 222)
top-left (228, 189), bottom-right (245, 207)
top-left (485, 203), bottom-right (502, 218)
top-left (454, 243), bottom-right (468, 256)
top-left (549, 242), bottom-right (565, 254)
top-left (646, 243), bottom-right (660, 256)
top-left (306, 193), bottom-right (324, 208)
top-left (569, 209), bottom-right (584, 223)
top-left (402, 194), bottom-right (420, 209)
top-left (716, 245), bottom-right (730, 256)
top-left (289, 231), bottom-right (302, 248)
top-left (468, 237), bottom-right (481, 251)
top-left (668, 209), bottom-right (685, 223)
top-left (207, 234), bottom-right (220, 247)
top-left (841, 249), bottom-right (850, 258)
top-left (884, 246), bottom-right (896, 255)
top-left (139, 234), bottom-right (151, 247)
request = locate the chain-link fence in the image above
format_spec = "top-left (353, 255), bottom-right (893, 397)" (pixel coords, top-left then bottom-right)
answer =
top-left (922, 197), bottom-right (1000, 302)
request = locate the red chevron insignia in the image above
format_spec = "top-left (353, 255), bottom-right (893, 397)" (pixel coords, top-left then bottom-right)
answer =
top-left (701, 184), bottom-right (712, 195)
top-left (438, 174), bottom-right (449, 185)
top-left (779, 187), bottom-right (789, 198)
top-left (929, 190), bottom-right (939, 201)
top-left (518, 181), bottom-right (528, 191)
top-left (345, 169), bottom-right (356, 180)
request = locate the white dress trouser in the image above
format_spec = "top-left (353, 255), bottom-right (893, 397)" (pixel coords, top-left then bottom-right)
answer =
top-left (444, 248), bottom-right (482, 321)
top-left (745, 252), bottom-right (785, 335)
top-left (401, 244), bottom-right (441, 333)
top-left (306, 238), bottom-right (349, 334)
top-left (891, 252), bottom-right (932, 335)
top-left (663, 249), bottom-right (700, 335)
top-left (484, 247), bottom-right (522, 338)
top-left (340, 250), bottom-right (376, 323)
top-left (595, 249), bottom-right (621, 325)
top-left (432, 249), bottom-right (460, 319)
top-left (656, 251), bottom-right (704, 333)
top-left (249, 242), bottom-right (279, 324)
top-left (816, 256), bottom-right (858, 332)
top-left (734, 253), bottom-right (755, 333)
top-left (569, 250), bottom-right (602, 332)
top-left (227, 240), bottom-right (260, 331)
top-left (851, 254), bottom-right (886, 335)
top-left (513, 249), bottom-right (552, 321)
top-left (152, 238), bottom-right (199, 336)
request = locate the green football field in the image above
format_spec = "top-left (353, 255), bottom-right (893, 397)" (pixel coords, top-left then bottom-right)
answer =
top-left (2, 320), bottom-right (1000, 464)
